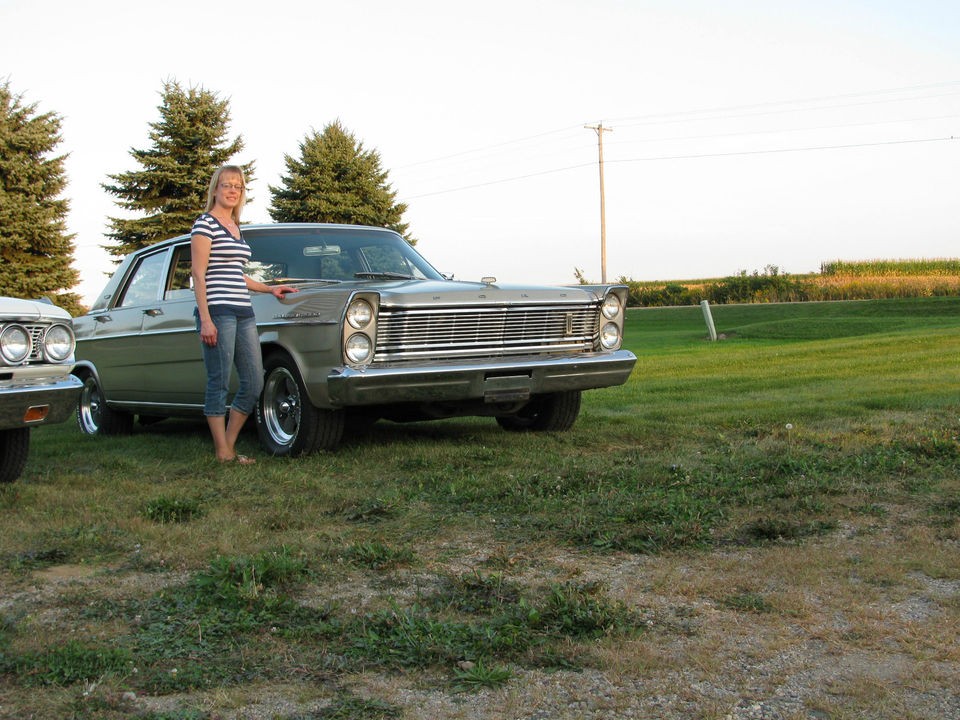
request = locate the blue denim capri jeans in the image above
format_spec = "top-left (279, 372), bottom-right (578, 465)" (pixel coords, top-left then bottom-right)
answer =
top-left (200, 313), bottom-right (264, 417)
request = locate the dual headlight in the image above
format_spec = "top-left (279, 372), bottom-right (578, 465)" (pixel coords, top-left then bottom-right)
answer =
top-left (344, 297), bottom-right (376, 365)
top-left (0, 322), bottom-right (76, 365)
top-left (599, 292), bottom-right (624, 350)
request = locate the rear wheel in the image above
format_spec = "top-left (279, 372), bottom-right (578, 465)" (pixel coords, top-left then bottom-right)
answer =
top-left (76, 372), bottom-right (134, 435)
top-left (256, 353), bottom-right (344, 456)
top-left (0, 428), bottom-right (30, 484)
top-left (495, 390), bottom-right (582, 432)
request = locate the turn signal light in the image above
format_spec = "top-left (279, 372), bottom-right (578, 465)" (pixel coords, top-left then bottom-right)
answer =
top-left (23, 405), bottom-right (50, 423)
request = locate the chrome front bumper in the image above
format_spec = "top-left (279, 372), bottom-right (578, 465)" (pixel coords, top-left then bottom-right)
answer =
top-left (0, 374), bottom-right (83, 428)
top-left (325, 350), bottom-right (637, 407)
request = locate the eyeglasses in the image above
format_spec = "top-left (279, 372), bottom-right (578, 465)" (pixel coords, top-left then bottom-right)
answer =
top-left (219, 183), bottom-right (245, 191)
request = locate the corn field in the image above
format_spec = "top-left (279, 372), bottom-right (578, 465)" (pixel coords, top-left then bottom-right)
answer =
top-left (820, 258), bottom-right (960, 276)
top-left (618, 259), bottom-right (960, 307)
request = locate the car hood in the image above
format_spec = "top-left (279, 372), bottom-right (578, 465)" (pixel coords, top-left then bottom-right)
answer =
top-left (286, 279), bottom-right (611, 308)
top-left (0, 296), bottom-right (73, 321)
top-left (384, 279), bottom-right (606, 305)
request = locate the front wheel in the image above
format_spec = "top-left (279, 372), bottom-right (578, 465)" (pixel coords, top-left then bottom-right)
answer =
top-left (76, 372), bottom-right (134, 435)
top-left (256, 353), bottom-right (344, 456)
top-left (495, 390), bottom-right (582, 432)
top-left (0, 428), bottom-right (30, 483)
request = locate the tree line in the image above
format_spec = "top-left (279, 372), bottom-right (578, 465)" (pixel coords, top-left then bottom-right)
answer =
top-left (0, 79), bottom-right (411, 315)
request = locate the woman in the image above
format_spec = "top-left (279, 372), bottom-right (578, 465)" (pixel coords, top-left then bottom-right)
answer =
top-left (191, 165), bottom-right (297, 464)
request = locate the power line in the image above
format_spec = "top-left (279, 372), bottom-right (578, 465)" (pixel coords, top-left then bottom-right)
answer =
top-left (393, 81), bottom-right (960, 196)
top-left (606, 81), bottom-right (960, 127)
top-left (605, 113), bottom-right (960, 148)
top-left (400, 135), bottom-right (957, 200)
top-left (608, 135), bottom-right (958, 164)
top-left (401, 161), bottom-right (595, 199)
top-left (398, 81), bottom-right (960, 178)
top-left (393, 124), bottom-right (583, 170)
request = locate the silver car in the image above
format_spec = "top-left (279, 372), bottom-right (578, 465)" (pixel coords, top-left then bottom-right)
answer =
top-left (0, 297), bottom-right (82, 482)
top-left (73, 224), bottom-right (636, 455)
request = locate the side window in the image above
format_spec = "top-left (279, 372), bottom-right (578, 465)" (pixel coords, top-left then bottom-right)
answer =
top-left (116, 251), bottom-right (168, 308)
top-left (166, 245), bottom-right (194, 300)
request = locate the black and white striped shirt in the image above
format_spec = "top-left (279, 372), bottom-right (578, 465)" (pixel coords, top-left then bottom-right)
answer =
top-left (191, 213), bottom-right (253, 316)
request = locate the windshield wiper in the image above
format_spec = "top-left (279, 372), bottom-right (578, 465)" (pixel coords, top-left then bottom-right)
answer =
top-left (354, 271), bottom-right (414, 280)
top-left (264, 278), bottom-right (342, 285)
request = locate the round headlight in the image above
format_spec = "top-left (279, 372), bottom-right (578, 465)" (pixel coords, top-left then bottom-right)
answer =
top-left (43, 323), bottom-right (76, 362)
top-left (600, 322), bottom-right (621, 350)
top-left (601, 294), bottom-right (621, 319)
top-left (345, 333), bottom-right (372, 364)
top-left (346, 298), bottom-right (374, 329)
top-left (1, 324), bottom-right (31, 364)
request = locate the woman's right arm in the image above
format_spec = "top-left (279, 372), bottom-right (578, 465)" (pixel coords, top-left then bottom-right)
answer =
top-left (191, 234), bottom-right (217, 347)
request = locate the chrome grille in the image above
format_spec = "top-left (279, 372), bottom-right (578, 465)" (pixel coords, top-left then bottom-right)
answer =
top-left (375, 303), bottom-right (600, 362)
top-left (27, 325), bottom-right (46, 361)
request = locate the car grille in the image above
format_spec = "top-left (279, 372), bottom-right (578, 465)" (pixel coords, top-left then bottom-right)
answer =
top-left (374, 303), bottom-right (601, 362)
top-left (25, 324), bottom-right (47, 362)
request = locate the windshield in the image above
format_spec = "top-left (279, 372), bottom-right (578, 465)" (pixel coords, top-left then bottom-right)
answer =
top-left (243, 227), bottom-right (444, 284)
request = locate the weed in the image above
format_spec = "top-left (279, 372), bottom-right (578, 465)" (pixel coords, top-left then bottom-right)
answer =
top-left (341, 498), bottom-right (396, 523)
top-left (342, 541), bottom-right (415, 570)
top-left (192, 547), bottom-right (310, 606)
top-left (721, 591), bottom-right (775, 614)
top-left (425, 571), bottom-right (522, 614)
top-left (142, 496), bottom-right (204, 524)
top-left (7, 546), bottom-right (69, 571)
top-left (452, 659), bottom-right (513, 692)
top-left (3, 640), bottom-right (132, 686)
top-left (308, 694), bottom-right (402, 718)
top-left (532, 582), bottom-right (639, 639)
top-left (734, 518), bottom-right (836, 545)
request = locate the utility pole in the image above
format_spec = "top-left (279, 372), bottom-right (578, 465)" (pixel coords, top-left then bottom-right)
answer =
top-left (584, 122), bottom-right (612, 282)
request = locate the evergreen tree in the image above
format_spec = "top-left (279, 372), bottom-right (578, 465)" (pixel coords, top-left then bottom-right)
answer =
top-left (268, 121), bottom-right (413, 243)
top-left (103, 80), bottom-right (253, 259)
top-left (0, 80), bottom-right (81, 314)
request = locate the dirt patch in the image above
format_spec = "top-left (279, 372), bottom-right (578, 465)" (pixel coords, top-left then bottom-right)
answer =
top-left (1, 524), bottom-right (958, 719)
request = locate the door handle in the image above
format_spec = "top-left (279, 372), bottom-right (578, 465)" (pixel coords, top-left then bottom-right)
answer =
top-left (144, 308), bottom-right (163, 317)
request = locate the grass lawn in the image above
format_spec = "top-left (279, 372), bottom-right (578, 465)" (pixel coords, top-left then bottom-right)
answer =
top-left (1, 296), bottom-right (958, 719)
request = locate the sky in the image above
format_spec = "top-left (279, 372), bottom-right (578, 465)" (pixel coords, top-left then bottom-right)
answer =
top-left (1, 0), bottom-right (958, 304)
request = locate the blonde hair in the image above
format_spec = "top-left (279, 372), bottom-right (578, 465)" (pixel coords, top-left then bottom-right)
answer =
top-left (205, 165), bottom-right (247, 223)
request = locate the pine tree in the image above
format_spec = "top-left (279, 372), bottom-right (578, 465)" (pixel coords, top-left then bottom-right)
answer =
top-left (103, 80), bottom-right (253, 259)
top-left (268, 121), bottom-right (413, 243)
top-left (0, 80), bottom-right (81, 314)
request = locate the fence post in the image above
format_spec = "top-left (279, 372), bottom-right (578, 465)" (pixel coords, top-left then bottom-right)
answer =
top-left (701, 300), bottom-right (718, 341)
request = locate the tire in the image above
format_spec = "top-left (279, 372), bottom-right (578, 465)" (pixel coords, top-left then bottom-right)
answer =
top-left (76, 372), bottom-right (134, 435)
top-left (256, 353), bottom-right (344, 456)
top-left (0, 428), bottom-right (30, 484)
top-left (495, 390), bottom-right (582, 432)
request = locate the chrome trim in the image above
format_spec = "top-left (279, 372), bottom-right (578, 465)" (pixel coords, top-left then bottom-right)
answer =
top-left (109, 400), bottom-right (205, 413)
top-left (326, 349), bottom-right (637, 407)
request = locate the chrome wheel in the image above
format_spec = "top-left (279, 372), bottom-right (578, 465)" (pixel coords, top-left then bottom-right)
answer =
top-left (261, 365), bottom-right (301, 447)
top-left (77, 375), bottom-right (104, 434)
top-left (75, 372), bottom-right (133, 435)
top-left (256, 353), bottom-right (344, 456)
